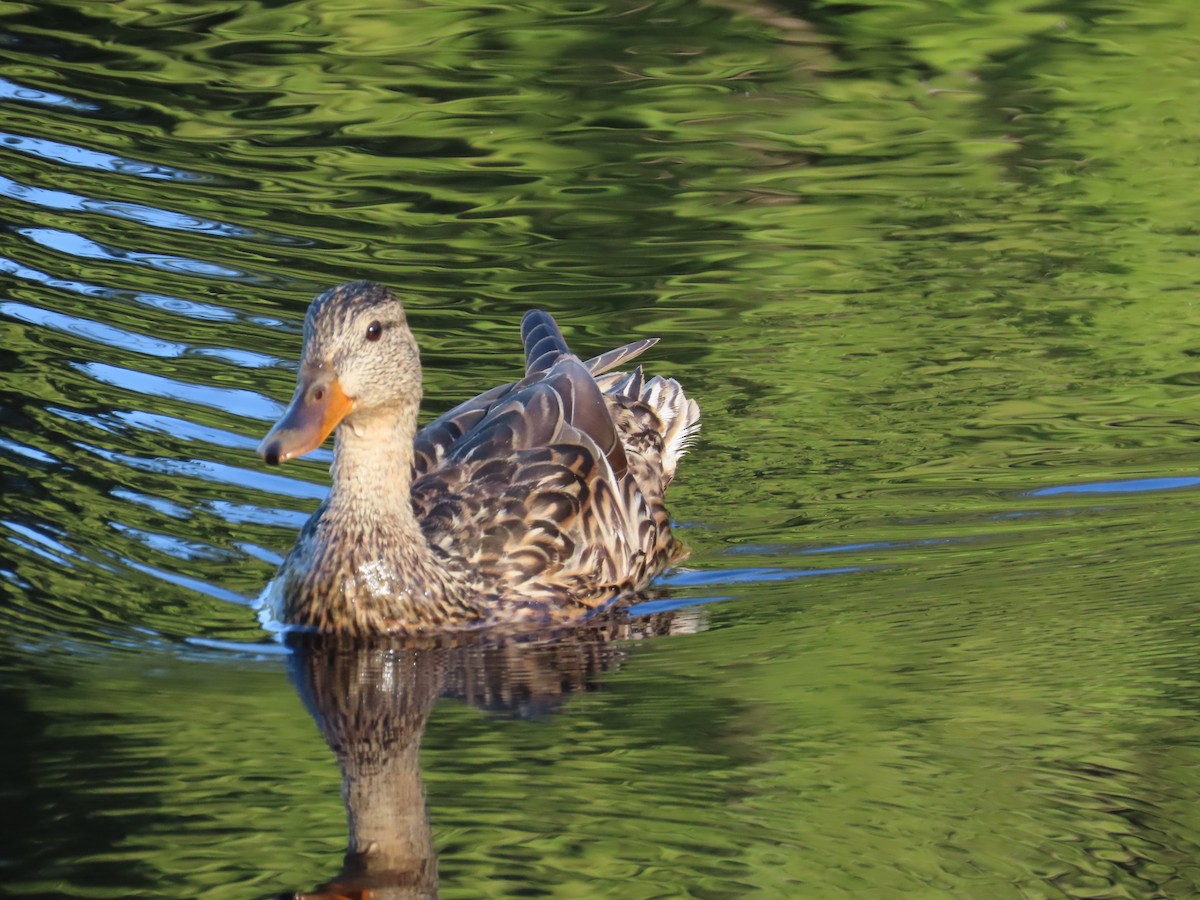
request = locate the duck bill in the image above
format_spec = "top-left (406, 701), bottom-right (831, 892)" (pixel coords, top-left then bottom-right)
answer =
top-left (258, 370), bottom-right (354, 465)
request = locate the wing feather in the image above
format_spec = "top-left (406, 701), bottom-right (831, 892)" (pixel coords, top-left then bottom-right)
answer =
top-left (416, 314), bottom-right (658, 475)
top-left (407, 308), bottom-right (694, 616)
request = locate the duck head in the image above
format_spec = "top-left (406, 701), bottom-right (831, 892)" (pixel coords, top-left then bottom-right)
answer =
top-left (258, 281), bottom-right (422, 465)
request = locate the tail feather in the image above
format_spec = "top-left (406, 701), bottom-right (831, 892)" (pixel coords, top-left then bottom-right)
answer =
top-left (584, 339), bottom-right (658, 377)
top-left (521, 310), bottom-right (571, 377)
top-left (521, 309), bottom-right (699, 481)
top-left (642, 376), bottom-right (701, 481)
top-left (522, 310), bottom-right (658, 379)
top-left (608, 365), bottom-right (646, 400)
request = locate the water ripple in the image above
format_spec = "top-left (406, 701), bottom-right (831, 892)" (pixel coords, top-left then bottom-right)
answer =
top-left (121, 558), bottom-right (253, 606)
top-left (4, 2), bottom-right (1200, 897)
top-left (0, 301), bottom-right (281, 368)
top-left (1030, 476), bottom-right (1200, 497)
top-left (0, 131), bottom-right (208, 181)
top-left (0, 436), bottom-right (60, 465)
top-left (109, 521), bottom-right (231, 562)
top-left (2, 301), bottom-right (187, 358)
top-left (202, 500), bottom-right (308, 530)
top-left (0, 76), bottom-right (100, 112)
top-left (110, 487), bottom-right (190, 520)
top-left (0, 171), bottom-right (265, 239)
top-left (4, 519), bottom-right (77, 562)
top-left (17, 226), bottom-right (261, 281)
top-left (71, 361), bottom-right (281, 420)
top-left (0, 253), bottom-right (260, 323)
top-left (76, 442), bottom-right (326, 501)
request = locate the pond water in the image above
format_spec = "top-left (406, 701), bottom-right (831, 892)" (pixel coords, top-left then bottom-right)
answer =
top-left (4, 0), bottom-right (1200, 896)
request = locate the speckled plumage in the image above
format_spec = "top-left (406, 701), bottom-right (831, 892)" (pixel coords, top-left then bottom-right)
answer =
top-left (259, 281), bottom-right (700, 635)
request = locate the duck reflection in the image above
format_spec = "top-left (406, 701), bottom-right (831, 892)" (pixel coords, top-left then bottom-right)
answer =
top-left (284, 609), bottom-right (699, 899)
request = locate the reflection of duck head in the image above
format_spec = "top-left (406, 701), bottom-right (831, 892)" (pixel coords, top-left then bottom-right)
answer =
top-left (284, 610), bottom-right (697, 898)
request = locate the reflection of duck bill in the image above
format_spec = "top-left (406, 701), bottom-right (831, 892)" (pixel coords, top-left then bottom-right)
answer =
top-left (295, 853), bottom-right (437, 900)
top-left (289, 638), bottom-right (443, 900)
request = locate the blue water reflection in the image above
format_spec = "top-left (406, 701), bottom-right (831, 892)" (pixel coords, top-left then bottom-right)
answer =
top-left (1030, 476), bottom-right (1200, 496)
top-left (0, 130), bottom-right (206, 180)
top-left (18, 227), bottom-right (259, 280)
top-left (0, 76), bottom-right (100, 111)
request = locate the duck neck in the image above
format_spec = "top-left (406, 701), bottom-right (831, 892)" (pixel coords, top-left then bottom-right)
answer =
top-left (313, 401), bottom-right (485, 630)
top-left (288, 401), bottom-right (488, 632)
top-left (328, 402), bottom-right (422, 537)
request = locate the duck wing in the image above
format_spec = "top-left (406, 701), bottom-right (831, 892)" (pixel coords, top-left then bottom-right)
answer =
top-left (447, 354), bottom-right (628, 478)
top-left (411, 311), bottom-right (680, 604)
top-left (412, 311), bottom-right (655, 476)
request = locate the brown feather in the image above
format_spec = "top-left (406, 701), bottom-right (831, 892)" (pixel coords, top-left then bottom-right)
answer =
top-left (261, 283), bottom-right (700, 635)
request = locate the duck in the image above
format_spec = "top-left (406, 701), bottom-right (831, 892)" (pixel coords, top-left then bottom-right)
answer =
top-left (257, 281), bottom-right (700, 635)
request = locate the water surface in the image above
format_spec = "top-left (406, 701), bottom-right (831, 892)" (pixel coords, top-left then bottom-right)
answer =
top-left (4, 1), bottom-right (1200, 897)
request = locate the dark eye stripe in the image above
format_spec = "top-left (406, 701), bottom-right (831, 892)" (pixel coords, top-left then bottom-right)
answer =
top-left (366, 321), bottom-right (383, 341)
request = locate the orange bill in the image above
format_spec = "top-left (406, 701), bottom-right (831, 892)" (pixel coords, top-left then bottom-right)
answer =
top-left (258, 369), bottom-right (354, 465)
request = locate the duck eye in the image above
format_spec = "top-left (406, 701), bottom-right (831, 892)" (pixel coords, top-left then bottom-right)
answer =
top-left (366, 321), bottom-right (383, 342)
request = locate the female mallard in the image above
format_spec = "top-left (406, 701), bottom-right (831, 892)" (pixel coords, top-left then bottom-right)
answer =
top-left (258, 281), bottom-right (700, 635)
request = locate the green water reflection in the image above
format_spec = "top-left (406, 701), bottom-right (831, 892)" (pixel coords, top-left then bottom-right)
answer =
top-left (3, 0), bottom-right (1200, 896)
